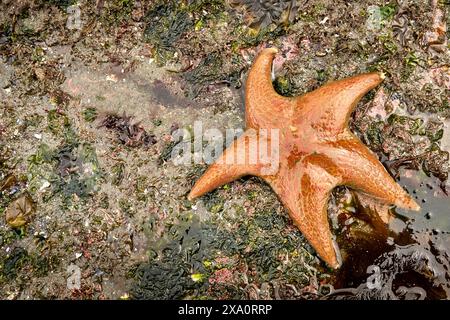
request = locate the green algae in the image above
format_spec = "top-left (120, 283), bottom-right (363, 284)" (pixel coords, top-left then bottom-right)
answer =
top-left (422, 144), bottom-right (449, 181)
top-left (143, 0), bottom-right (226, 65)
top-left (27, 141), bottom-right (102, 207)
top-left (273, 75), bottom-right (292, 96)
top-left (0, 246), bottom-right (59, 286)
top-left (39, 0), bottom-right (77, 9)
top-left (101, 0), bottom-right (135, 24)
top-left (157, 142), bottom-right (175, 166)
top-left (144, 3), bottom-right (193, 64)
top-left (183, 51), bottom-right (245, 96)
top-left (131, 185), bottom-right (315, 299)
top-left (379, 4), bottom-right (397, 21)
top-left (387, 114), bottom-right (424, 135)
top-left (111, 162), bottom-right (125, 186)
top-left (0, 247), bottom-right (28, 282)
top-left (82, 107), bottom-right (98, 123)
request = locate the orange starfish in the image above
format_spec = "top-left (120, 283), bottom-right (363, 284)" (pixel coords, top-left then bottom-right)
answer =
top-left (188, 48), bottom-right (420, 268)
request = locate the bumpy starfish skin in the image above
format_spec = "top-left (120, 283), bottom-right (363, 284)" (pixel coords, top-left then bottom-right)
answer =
top-left (188, 48), bottom-right (420, 269)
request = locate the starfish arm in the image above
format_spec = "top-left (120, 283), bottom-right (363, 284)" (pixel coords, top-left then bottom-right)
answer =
top-left (188, 130), bottom-right (274, 201)
top-left (297, 72), bottom-right (384, 137)
top-left (324, 136), bottom-right (420, 211)
top-left (245, 48), bottom-right (294, 128)
top-left (267, 154), bottom-right (343, 269)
